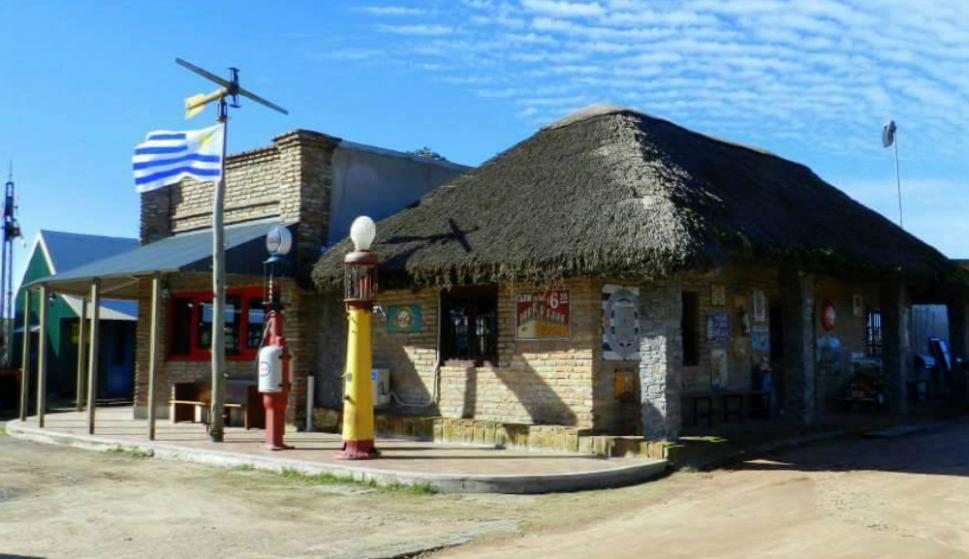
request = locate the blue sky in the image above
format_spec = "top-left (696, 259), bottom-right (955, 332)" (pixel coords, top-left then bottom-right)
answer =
top-left (1, 0), bottom-right (968, 294)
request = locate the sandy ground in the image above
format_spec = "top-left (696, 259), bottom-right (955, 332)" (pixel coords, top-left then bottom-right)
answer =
top-left (3, 421), bottom-right (969, 558)
top-left (439, 421), bottom-right (969, 559)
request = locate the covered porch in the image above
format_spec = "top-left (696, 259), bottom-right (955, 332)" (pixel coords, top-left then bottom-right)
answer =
top-left (5, 406), bottom-right (668, 493)
top-left (16, 219), bottom-right (290, 439)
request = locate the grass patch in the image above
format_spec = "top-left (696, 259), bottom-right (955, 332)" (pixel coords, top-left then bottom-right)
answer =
top-left (106, 445), bottom-right (154, 459)
top-left (277, 467), bottom-right (438, 495)
top-left (0, 425), bottom-right (7, 437)
top-left (231, 464), bottom-right (257, 472)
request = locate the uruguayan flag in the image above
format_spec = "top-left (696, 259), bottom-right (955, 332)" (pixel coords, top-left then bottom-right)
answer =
top-left (132, 123), bottom-right (225, 193)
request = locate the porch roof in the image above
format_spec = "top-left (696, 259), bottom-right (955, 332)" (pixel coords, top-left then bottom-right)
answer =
top-left (27, 218), bottom-right (291, 298)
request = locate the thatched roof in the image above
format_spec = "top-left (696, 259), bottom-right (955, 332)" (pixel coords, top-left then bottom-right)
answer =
top-left (313, 105), bottom-right (957, 289)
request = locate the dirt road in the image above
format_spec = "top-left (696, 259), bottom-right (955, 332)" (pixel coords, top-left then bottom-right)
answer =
top-left (0, 430), bottom-right (521, 559)
top-left (440, 422), bottom-right (969, 559)
top-left (3, 422), bottom-right (969, 558)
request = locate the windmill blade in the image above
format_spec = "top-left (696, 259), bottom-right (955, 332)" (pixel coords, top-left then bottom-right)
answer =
top-left (238, 86), bottom-right (289, 115)
top-left (175, 58), bottom-right (233, 89)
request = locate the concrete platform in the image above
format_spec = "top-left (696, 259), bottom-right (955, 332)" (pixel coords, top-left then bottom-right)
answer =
top-left (5, 407), bottom-right (668, 493)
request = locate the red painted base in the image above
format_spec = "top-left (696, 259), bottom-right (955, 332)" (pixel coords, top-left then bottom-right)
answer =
top-left (263, 393), bottom-right (289, 451)
top-left (335, 439), bottom-right (379, 460)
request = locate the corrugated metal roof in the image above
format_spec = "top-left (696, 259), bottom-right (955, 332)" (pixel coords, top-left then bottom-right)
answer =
top-left (40, 230), bottom-right (139, 274)
top-left (30, 218), bottom-right (290, 297)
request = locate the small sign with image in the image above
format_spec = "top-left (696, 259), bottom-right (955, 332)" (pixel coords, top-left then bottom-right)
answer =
top-left (386, 304), bottom-right (422, 334)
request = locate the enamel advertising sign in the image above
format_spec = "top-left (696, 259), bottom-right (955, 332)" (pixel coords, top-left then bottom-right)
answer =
top-left (516, 290), bottom-right (571, 340)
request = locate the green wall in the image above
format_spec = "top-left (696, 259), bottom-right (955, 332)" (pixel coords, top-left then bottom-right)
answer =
top-left (13, 244), bottom-right (81, 396)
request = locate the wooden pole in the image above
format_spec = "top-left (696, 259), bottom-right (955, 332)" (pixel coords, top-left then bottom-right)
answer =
top-left (75, 297), bottom-right (88, 411)
top-left (86, 279), bottom-right (101, 435)
top-left (18, 288), bottom-right (31, 421)
top-left (147, 273), bottom-right (161, 440)
top-left (209, 99), bottom-right (228, 442)
top-left (36, 284), bottom-right (48, 428)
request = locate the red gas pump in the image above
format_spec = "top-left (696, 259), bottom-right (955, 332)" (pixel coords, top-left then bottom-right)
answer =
top-left (258, 225), bottom-right (293, 450)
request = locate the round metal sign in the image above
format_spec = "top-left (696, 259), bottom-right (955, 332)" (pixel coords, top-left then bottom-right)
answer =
top-left (266, 225), bottom-right (293, 256)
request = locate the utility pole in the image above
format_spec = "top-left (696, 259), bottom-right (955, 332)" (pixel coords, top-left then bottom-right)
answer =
top-left (1, 164), bottom-right (22, 366)
top-left (882, 120), bottom-right (903, 228)
top-left (175, 59), bottom-right (287, 442)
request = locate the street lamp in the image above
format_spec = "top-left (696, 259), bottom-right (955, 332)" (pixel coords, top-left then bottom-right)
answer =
top-left (336, 216), bottom-right (379, 460)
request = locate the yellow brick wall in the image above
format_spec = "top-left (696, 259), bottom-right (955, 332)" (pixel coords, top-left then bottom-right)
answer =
top-left (369, 279), bottom-right (598, 428)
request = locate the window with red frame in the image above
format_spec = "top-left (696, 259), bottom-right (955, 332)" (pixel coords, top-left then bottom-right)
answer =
top-left (168, 288), bottom-right (267, 360)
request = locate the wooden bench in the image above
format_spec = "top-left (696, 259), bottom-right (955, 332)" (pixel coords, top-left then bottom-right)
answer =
top-left (170, 380), bottom-right (264, 430)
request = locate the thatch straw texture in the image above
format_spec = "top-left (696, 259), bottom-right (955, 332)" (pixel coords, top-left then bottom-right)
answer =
top-left (314, 106), bottom-right (955, 289)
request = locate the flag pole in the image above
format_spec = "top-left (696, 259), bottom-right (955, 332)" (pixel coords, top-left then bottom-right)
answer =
top-left (209, 96), bottom-right (228, 443)
top-left (172, 58), bottom-right (287, 442)
top-left (893, 133), bottom-right (903, 229)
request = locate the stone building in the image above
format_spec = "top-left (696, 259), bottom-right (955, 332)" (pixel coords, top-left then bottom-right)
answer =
top-left (35, 129), bottom-right (467, 425)
top-left (314, 105), bottom-right (969, 440)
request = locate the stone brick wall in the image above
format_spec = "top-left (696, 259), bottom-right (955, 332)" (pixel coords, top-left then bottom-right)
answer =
top-left (343, 279), bottom-right (600, 428)
top-left (677, 266), bottom-right (780, 393)
top-left (372, 289), bottom-right (439, 411)
top-left (637, 279), bottom-right (684, 440)
top-left (171, 147), bottom-right (281, 233)
top-left (134, 130), bottom-right (339, 425)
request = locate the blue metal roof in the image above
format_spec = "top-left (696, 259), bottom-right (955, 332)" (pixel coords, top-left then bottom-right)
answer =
top-left (31, 218), bottom-right (291, 297)
top-left (40, 230), bottom-right (139, 274)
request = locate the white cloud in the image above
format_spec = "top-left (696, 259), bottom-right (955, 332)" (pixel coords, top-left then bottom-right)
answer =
top-left (362, 6), bottom-right (427, 16)
top-left (520, 0), bottom-right (606, 18)
top-left (347, 0), bottom-right (969, 178)
top-left (375, 24), bottom-right (454, 36)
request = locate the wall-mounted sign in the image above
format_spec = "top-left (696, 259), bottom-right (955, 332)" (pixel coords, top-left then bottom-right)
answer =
top-left (706, 312), bottom-right (730, 341)
top-left (614, 369), bottom-right (637, 402)
top-left (711, 284), bottom-right (727, 306)
top-left (516, 290), bottom-right (570, 340)
top-left (386, 304), bottom-right (422, 334)
top-left (820, 299), bottom-right (837, 331)
top-left (711, 348), bottom-right (728, 390)
top-left (602, 284), bottom-right (640, 361)
top-left (753, 290), bottom-right (767, 323)
top-left (751, 325), bottom-right (770, 353)
top-left (265, 225), bottom-right (292, 256)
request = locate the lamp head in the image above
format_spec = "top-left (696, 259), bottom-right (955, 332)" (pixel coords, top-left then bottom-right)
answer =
top-left (349, 216), bottom-right (376, 251)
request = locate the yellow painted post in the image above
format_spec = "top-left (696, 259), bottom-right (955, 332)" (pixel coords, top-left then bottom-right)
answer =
top-left (336, 216), bottom-right (379, 460)
top-left (18, 289), bottom-right (31, 421)
top-left (87, 279), bottom-right (101, 435)
top-left (341, 307), bottom-right (375, 448)
top-left (75, 298), bottom-right (87, 411)
top-left (36, 284), bottom-right (48, 428)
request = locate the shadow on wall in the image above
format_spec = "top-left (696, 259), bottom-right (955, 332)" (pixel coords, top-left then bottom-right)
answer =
top-left (373, 333), bottom-right (440, 417)
top-left (489, 362), bottom-right (578, 425)
top-left (315, 295), bottom-right (349, 409)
